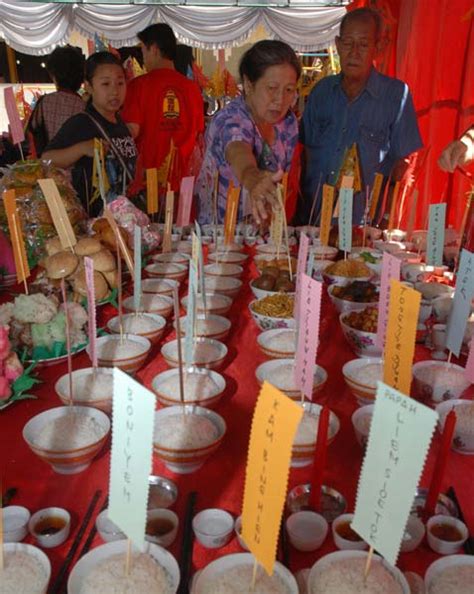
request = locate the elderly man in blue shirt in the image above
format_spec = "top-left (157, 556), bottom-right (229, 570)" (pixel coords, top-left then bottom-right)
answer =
top-left (297, 7), bottom-right (423, 226)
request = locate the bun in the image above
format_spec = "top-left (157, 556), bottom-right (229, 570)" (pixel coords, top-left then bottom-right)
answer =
top-left (72, 269), bottom-right (109, 301)
top-left (90, 249), bottom-right (116, 273)
top-left (45, 251), bottom-right (79, 279)
top-left (75, 237), bottom-right (102, 257)
top-left (45, 237), bottom-right (63, 256)
top-left (102, 269), bottom-right (118, 289)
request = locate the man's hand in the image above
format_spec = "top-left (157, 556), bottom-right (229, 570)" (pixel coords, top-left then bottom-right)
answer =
top-left (438, 140), bottom-right (469, 172)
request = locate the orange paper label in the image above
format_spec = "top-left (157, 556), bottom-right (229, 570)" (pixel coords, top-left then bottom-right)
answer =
top-left (383, 280), bottom-right (421, 395)
top-left (224, 182), bottom-right (240, 246)
top-left (320, 184), bottom-right (335, 246)
top-left (388, 181), bottom-right (401, 230)
top-left (162, 190), bottom-right (174, 253)
top-left (281, 172), bottom-right (289, 204)
top-left (146, 168), bottom-right (158, 215)
top-left (369, 173), bottom-right (384, 221)
top-left (3, 190), bottom-right (30, 286)
top-left (241, 382), bottom-right (303, 575)
top-left (333, 176), bottom-right (353, 218)
top-left (38, 178), bottom-right (77, 250)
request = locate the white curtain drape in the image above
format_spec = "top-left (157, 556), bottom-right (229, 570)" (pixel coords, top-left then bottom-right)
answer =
top-left (0, 1), bottom-right (345, 55)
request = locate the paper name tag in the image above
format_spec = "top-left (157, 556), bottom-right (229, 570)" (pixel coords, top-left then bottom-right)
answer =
top-left (241, 382), bottom-right (303, 575)
top-left (426, 203), bottom-right (446, 266)
top-left (294, 274), bottom-right (322, 400)
top-left (446, 249), bottom-right (474, 357)
top-left (338, 188), bottom-right (353, 252)
top-left (176, 176), bottom-right (195, 227)
top-left (383, 280), bottom-right (421, 395)
top-left (162, 190), bottom-right (174, 253)
top-left (352, 382), bottom-right (437, 566)
top-left (224, 182), bottom-right (240, 245)
top-left (38, 179), bottom-right (77, 250)
top-left (368, 173), bottom-right (384, 222)
top-left (376, 253), bottom-right (401, 349)
top-left (270, 204), bottom-right (284, 250)
top-left (109, 368), bottom-right (155, 551)
top-left (184, 261), bottom-right (198, 367)
top-left (2, 190), bottom-right (30, 286)
top-left (194, 223), bottom-right (206, 301)
top-left (146, 168), bottom-right (158, 215)
top-left (293, 233), bottom-right (310, 323)
top-left (4, 87), bottom-right (24, 146)
top-left (320, 184), bottom-right (335, 247)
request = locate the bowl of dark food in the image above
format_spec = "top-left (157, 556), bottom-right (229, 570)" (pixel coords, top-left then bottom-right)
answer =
top-left (328, 281), bottom-right (379, 313)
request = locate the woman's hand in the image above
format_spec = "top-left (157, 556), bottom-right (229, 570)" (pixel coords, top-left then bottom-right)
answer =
top-left (243, 167), bottom-right (284, 225)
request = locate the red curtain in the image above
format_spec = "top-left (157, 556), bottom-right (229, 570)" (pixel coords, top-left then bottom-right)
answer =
top-left (348, 0), bottom-right (474, 230)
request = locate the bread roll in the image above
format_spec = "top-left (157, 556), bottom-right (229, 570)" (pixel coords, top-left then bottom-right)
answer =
top-left (72, 269), bottom-right (109, 301)
top-left (90, 249), bottom-right (116, 273)
top-left (45, 237), bottom-right (63, 256)
top-left (102, 269), bottom-right (118, 289)
top-left (45, 251), bottom-right (79, 279)
top-left (75, 237), bottom-right (102, 257)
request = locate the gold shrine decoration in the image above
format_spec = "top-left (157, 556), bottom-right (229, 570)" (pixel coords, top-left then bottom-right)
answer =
top-left (157, 139), bottom-right (177, 188)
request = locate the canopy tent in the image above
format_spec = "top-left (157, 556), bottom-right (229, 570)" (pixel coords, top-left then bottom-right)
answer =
top-left (0, 1), bottom-right (346, 54)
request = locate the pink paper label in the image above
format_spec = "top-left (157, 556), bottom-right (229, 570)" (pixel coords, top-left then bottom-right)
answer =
top-left (84, 256), bottom-right (97, 367)
top-left (465, 338), bottom-right (474, 383)
top-left (176, 176), bottom-right (195, 227)
top-left (376, 252), bottom-right (401, 349)
top-left (294, 274), bottom-right (322, 400)
top-left (294, 233), bottom-right (310, 323)
top-left (4, 87), bottom-right (25, 145)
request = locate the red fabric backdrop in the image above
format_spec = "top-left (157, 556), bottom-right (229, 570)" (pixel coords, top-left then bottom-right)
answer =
top-left (348, 0), bottom-right (474, 230)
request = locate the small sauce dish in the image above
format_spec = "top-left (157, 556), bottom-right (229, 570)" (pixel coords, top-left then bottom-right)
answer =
top-left (3, 505), bottom-right (30, 542)
top-left (95, 509), bottom-right (125, 542)
top-left (400, 514), bottom-right (425, 552)
top-left (286, 510), bottom-right (328, 552)
top-left (192, 508), bottom-right (234, 549)
top-left (28, 507), bottom-right (71, 548)
top-left (234, 515), bottom-right (249, 551)
top-left (427, 514), bottom-right (468, 555)
top-left (332, 513), bottom-right (367, 551)
top-left (145, 509), bottom-right (179, 548)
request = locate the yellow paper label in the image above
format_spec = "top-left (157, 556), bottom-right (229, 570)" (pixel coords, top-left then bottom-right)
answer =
top-left (162, 190), bottom-right (174, 253)
top-left (281, 172), bottom-right (289, 204)
top-left (146, 168), bottom-right (158, 215)
top-left (270, 205), bottom-right (284, 249)
top-left (38, 178), bottom-right (77, 250)
top-left (369, 173), bottom-right (384, 221)
top-left (388, 181), bottom-right (401, 230)
top-left (91, 138), bottom-right (110, 206)
top-left (224, 182), bottom-right (240, 246)
top-left (333, 176), bottom-right (353, 218)
top-left (320, 184), bottom-right (335, 246)
top-left (383, 280), bottom-right (421, 395)
top-left (3, 190), bottom-right (30, 285)
top-left (241, 382), bottom-right (303, 575)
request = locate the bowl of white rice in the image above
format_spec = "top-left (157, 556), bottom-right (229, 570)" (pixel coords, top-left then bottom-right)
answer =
top-left (204, 262), bottom-right (244, 278)
top-left (152, 252), bottom-right (190, 266)
top-left (145, 262), bottom-right (188, 282)
top-left (191, 553), bottom-right (298, 594)
top-left (2, 542), bottom-right (51, 594)
top-left (257, 328), bottom-right (297, 359)
top-left (151, 367), bottom-right (226, 408)
top-left (68, 540), bottom-right (179, 594)
top-left (412, 361), bottom-right (472, 405)
top-left (208, 240), bottom-right (244, 253)
top-left (107, 313), bottom-right (166, 344)
top-left (55, 367), bottom-right (114, 413)
top-left (308, 551), bottom-right (409, 594)
top-left (123, 294), bottom-right (173, 318)
top-left (425, 555), bottom-right (474, 594)
top-left (207, 251), bottom-right (248, 265)
top-left (176, 314), bottom-right (231, 342)
top-left (91, 334), bottom-right (151, 374)
top-left (23, 406), bottom-right (110, 474)
top-left (153, 405), bottom-right (226, 473)
top-left (141, 278), bottom-right (179, 296)
top-left (342, 358), bottom-right (383, 406)
top-left (291, 402), bottom-right (340, 467)
top-left (181, 293), bottom-right (233, 317)
top-left (256, 359), bottom-right (327, 400)
top-left (436, 399), bottom-right (474, 454)
top-left (161, 338), bottom-right (228, 370)
top-left (203, 275), bottom-right (243, 298)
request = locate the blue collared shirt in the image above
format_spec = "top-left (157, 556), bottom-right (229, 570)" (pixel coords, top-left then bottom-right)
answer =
top-left (298, 68), bottom-right (423, 224)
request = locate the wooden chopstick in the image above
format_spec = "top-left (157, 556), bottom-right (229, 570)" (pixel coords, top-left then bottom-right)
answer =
top-left (447, 486), bottom-right (474, 555)
top-left (77, 495), bottom-right (109, 561)
top-left (177, 491), bottom-right (197, 594)
top-left (50, 488), bottom-right (102, 594)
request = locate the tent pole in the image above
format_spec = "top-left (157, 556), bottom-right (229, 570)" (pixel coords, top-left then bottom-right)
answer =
top-left (6, 45), bottom-right (18, 83)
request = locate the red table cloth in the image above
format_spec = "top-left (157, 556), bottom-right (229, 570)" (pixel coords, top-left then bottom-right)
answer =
top-left (1, 260), bottom-right (473, 592)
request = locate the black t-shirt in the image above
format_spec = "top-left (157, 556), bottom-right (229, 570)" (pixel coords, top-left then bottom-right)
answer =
top-left (46, 103), bottom-right (137, 217)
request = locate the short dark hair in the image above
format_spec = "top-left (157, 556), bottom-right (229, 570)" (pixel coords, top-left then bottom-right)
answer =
top-left (239, 40), bottom-right (301, 84)
top-left (174, 44), bottom-right (194, 77)
top-left (339, 8), bottom-right (383, 41)
top-left (85, 52), bottom-right (124, 83)
top-left (46, 45), bottom-right (85, 92)
top-left (137, 23), bottom-right (177, 61)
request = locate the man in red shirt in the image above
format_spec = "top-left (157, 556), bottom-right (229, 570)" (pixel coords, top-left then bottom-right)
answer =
top-left (122, 23), bottom-right (204, 188)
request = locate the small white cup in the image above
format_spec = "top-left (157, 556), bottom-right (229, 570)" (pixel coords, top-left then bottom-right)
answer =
top-left (286, 511), bottom-right (328, 552)
top-left (427, 514), bottom-right (468, 555)
top-left (400, 515), bottom-right (425, 552)
top-left (351, 405), bottom-right (374, 449)
top-left (332, 513), bottom-right (367, 550)
top-left (3, 506), bottom-right (30, 542)
top-left (192, 508), bottom-right (234, 549)
top-left (234, 515), bottom-right (249, 551)
top-left (95, 509), bottom-right (125, 542)
top-left (29, 507), bottom-right (70, 548)
top-left (145, 509), bottom-right (179, 548)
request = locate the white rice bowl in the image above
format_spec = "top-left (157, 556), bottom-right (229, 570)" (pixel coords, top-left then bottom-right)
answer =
top-left (425, 555), bottom-right (474, 594)
top-left (2, 543), bottom-right (51, 594)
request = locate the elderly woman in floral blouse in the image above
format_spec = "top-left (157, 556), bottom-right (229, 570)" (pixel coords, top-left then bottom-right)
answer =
top-left (196, 40), bottom-right (301, 226)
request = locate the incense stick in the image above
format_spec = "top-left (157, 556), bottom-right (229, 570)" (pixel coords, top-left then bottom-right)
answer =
top-left (364, 546), bottom-right (374, 583)
top-left (308, 173), bottom-right (323, 227)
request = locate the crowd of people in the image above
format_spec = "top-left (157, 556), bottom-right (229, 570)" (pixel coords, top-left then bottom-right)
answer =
top-left (9, 8), bottom-right (474, 227)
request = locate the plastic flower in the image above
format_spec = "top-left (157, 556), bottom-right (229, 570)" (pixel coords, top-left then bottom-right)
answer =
top-left (4, 351), bottom-right (23, 381)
